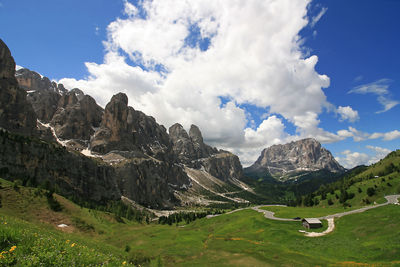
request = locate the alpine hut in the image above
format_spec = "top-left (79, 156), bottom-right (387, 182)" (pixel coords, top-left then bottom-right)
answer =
top-left (302, 218), bottom-right (322, 229)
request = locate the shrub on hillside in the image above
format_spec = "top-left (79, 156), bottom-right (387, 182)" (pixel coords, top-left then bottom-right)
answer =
top-left (127, 251), bottom-right (151, 266)
top-left (72, 217), bottom-right (95, 232)
top-left (343, 202), bottom-right (351, 208)
top-left (367, 187), bottom-right (376, 197)
top-left (13, 180), bottom-right (22, 192)
top-left (45, 191), bottom-right (62, 212)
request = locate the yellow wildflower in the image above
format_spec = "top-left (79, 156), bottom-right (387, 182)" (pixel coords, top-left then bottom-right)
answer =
top-left (9, 246), bottom-right (16, 252)
top-left (4, 222), bottom-right (7, 225)
top-left (122, 261), bottom-right (127, 265)
top-left (71, 243), bottom-right (76, 247)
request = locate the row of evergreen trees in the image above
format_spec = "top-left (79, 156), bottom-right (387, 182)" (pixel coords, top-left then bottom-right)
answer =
top-left (158, 209), bottom-right (224, 225)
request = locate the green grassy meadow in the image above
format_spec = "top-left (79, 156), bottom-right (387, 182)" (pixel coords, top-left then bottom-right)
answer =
top-left (1, 178), bottom-right (400, 266)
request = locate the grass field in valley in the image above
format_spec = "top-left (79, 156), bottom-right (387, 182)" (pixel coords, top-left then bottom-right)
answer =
top-left (1, 178), bottom-right (400, 266)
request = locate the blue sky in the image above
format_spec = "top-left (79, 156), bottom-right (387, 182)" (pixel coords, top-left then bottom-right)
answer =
top-left (1, 0), bottom-right (399, 167)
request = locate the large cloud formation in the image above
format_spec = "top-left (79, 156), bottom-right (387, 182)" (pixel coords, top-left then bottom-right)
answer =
top-left (60, 0), bottom-right (398, 166)
top-left (335, 145), bottom-right (392, 169)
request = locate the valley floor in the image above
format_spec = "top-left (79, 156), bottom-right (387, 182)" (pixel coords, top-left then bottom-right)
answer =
top-left (1, 179), bottom-right (400, 266)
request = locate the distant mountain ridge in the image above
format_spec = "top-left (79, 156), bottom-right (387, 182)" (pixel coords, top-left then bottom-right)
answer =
top-left (245, 138), bottom-right (345, 181)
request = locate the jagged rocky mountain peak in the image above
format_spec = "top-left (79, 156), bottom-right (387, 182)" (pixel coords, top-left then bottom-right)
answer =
top-left (59, 90), bottom-right (79, 107)
top-left (0, 39), bottom-right (37, 136)
top-left (246, 138), bottom-right (345, 181)
top-left (50, 88), bottom-right (103, 141)
top-left (189, 124), bottom-right (204, 144)
top-left (169, 123), bottom-right (190, 142)
top-left (0, 38), bottom-right (248, 209)
top-left (102, 92), bottom-right (131, 131)
top-left (109, 92), bottom-right (129, 106)
top-left (70, 88), bottom-right (85, 101)
top-left (0, 39), bottom-right (16, 79)
top-left (15, 67), bottom-right (68, 95)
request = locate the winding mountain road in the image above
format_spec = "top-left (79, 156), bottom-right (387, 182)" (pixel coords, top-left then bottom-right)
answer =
top-left (207, 195), bottom-right (400, 225)
top-left (318, 195), bottom-right (399, 220)
top-left (251, 195), bottom-right (400, 221)
top-left (251, 195), bottom-right (400, 237)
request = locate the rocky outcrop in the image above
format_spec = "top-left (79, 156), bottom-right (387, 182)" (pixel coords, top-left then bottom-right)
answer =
top-left (201, 152), bottom-right (243, 182)
top-left (51, 91), bottom-right (103, 141)
top-left (16, 68), bottom-right (67, 94)
top-left (0, 40), bottom-right (15, 79)
top-left (0, 128), bottom-right (191, 208)
top-left (116, 158), bottom-right (189, 209)
top-left (91, 93), bottom-right (171, 160)
top-left (0, 129), bottom-right (120, 204)
top-left (169, 123), bottom-right (217, 163)
top-left (169, 123), bottom-right (242, 182)
top-left (189, 125), bottom-right (218, 158)
top-left (245, 138), bottom-right (345, 181)
top-left (26, 89), bottom-right (61, 123)
top-left (16, 68), bottom-right (67, 123)
top-left (169, 123), bottom-right (197, 163)
top-left (0, 39), bottom-right (37, 136)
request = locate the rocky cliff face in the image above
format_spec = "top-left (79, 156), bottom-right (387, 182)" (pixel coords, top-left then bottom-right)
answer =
top-left (116, 158), bottom-right (189, 209)
top-left (0, 129), bottom-right (120, 204)
top-left (91, 93), bottom-right (171, 160)
top-left (15, 68), bottom-right (104, 143)
top-left (201, 152), bottom-right (243, 182)
top-left (0, 39), bottom-right (37, 136)
top-left (246, 138), bottom-right (345, 181)
top-left (51, 90), bottom-right (103, 141)
top-left (16, 68), bottom-right (67, 123)
top-left (0, 39), bottom-right (190, 209)
top-left (169, 123), bottom-right (242, 182)
top-left (15, 68), bottom-right (67, 95)
top-left (0, 39), bottom-right (247, 208)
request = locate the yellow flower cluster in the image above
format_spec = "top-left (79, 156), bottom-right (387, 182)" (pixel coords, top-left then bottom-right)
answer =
top-left (71, 243), bottom-right (76, 247)
top-left (0, 246), bottom-right (16, 259)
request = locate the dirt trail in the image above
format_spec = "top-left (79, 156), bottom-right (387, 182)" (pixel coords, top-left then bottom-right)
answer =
top-left (301, 218), bottom-right (335, 237)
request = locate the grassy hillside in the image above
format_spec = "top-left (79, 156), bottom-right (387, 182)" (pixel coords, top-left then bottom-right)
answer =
top-left (1, 177), bottom-right (400, 266)
top-left (298, 150), bottom-right (400, 208)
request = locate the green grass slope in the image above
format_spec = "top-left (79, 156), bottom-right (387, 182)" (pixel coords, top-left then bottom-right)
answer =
top-left (298, 149), bottom-right (400, 208)
top-left (1, 177), bottom-right (400, 266)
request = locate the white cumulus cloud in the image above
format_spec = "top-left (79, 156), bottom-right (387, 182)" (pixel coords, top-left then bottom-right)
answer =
top-left (58, 0), bottom-right (399, 165)
top-left (336, 106), bottom-right (359, 123)
top-left (335, 145), bottom-right (392, 169)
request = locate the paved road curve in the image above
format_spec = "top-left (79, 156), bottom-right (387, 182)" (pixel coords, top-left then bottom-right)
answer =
top-left (208, 195), bottom-right (400, 224)
top-left (319, 194), bottom-right (400, 220)
top-left (251, 195), bottom-right (400, 221)
top-left (251, 205), bottom-right (295, 221)
top-left (251, 195), bottom-right (400, 237)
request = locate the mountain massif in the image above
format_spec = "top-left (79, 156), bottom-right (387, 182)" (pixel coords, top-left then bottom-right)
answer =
top-left (245, 138), bottom-right (345, 181)
top-left (0, 39), bottom-right (252, 209)
top-left (0, 38), bottom-right (351, 210)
